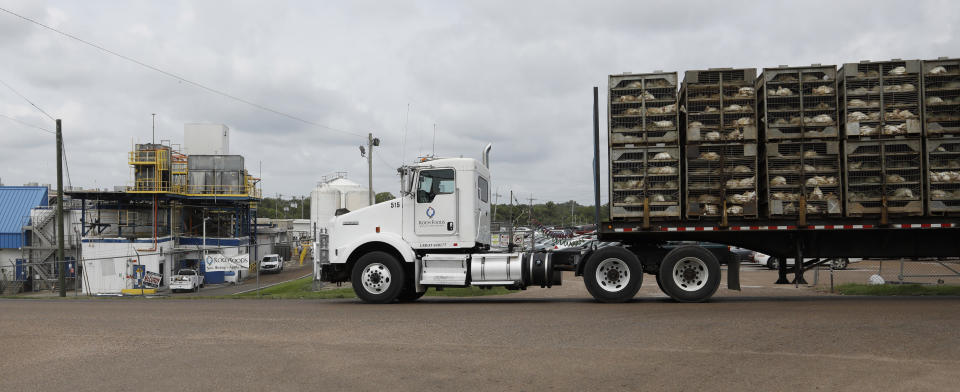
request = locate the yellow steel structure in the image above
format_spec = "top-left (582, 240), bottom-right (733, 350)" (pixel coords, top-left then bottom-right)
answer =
top-left (126, 144), bottom-right (260, 198)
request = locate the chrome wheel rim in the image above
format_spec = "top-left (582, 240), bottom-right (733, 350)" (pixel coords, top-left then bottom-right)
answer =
top-left (595, 258), bottom-right (630, 292)
top-left (361, 263), bottom-right (391, 294)
top-left (672, 257), bottom-right (708, 292)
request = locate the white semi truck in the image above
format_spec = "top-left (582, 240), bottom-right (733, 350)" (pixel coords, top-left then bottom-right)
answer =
top-left (318, 144), bottom-right (737, 303)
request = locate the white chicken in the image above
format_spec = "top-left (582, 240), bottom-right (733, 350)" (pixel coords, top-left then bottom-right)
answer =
top-left (735, 117), bottom-right (754, 125)
top-left (623, 196), bottom-right (640, 204)
top-left (625, 81), bottom-right (642, 89)
top-left (771, 192), bottom-right (799, 201)
top-left (704, 131), bottom-right (721, 141)
top-left (883, 124), bottom-right (907, 136)
top-left (848, 112), bottom-right (870, 121)
top-left (651, 152), bottom-right (673, 161)
top-left (770, 87), bottom-right (794, 96)
top-left (725, 129), bottom-right (743, 141)
top-left (621, 108), bottom-right (642, 116)
top-left (771, 176), bottom-right (788, 186)
top-left (726, 191), bottom-right (756, 204)
top-left (703, 204), bottom-right (719, 215)
top-left (927, 96), bottom-right (945, 105)
top-left (931, 189), bottom-right (950, 199)
top-left (642, 91), bottom-right (656, 100)
top-left (653, 120), bottom-right (674, 128)
top-left (811, 85), bottom-right (834, 95)
top-left (806, 114), bottom-right (833, 124)
top-left (649, 166), bottom-right (677, 175)
top-left (809, 186), bottom-right (825, 200)
top-left (724, 104), bottom-right (744, 111)
top-left (650, 194), bottom-right (670, 202)
top-left (886, 109), bottom-right (917, 120)
top-left (727, 165), bottom-right (751, 174)
top-left (611, 134), bottom-right (642, 143)
top-left (929, 66), bottom-right (947, 75)
top-left (886, 174), bottom-right (906, 183)
top-left (805, 176), bottom-right (837, 186)
top-left (848, 99), bottom-right (868, 108)
top-left (726, 206), bottom-right (744, 215)
top-left (699, 152), bottom-right (720, 161)
top-left (859, 125), bottom-right (878, 136)
top-left (736, 87), bottom-right (755, 97)
top-left (688, 121), bottom-right (704, 128)
top-left (892, 188), bottom-right (914, 199)
top-left (803, 164), bottom-right (817, 172)
top-left (704, 106), bottom-right (719, 113)
top-left (888, 66), bottom-right (906, 75)
top-left (803, 150), bottom-right (819, 158)
top-left (616, 95), bottom-right (639, 102)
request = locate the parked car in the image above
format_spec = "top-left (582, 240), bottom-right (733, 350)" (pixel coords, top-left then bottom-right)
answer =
top-left (259, 254), bottom-right (284, 273)
top-left (547, 229), bottom-right (574, 238)
top-left (170, 269), bottom-right (204, 292)
top-left (753, 252), bottom-right (858, 270)
top-left (729, 247), bottom-right (754, 264)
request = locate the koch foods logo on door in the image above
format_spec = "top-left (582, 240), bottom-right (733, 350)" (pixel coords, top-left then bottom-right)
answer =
top-left (418, 206), bottom-right (445, 226)
top-left (426, 207), bottom-right (436, 218)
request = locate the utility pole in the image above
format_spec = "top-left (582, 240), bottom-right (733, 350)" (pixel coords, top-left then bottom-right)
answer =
top-left (507, 190), bottom-right (514, 253)
top-left (526, 195), bottom-right (536, 226)
top-left (56, 119), bottom-right (65, 297)
top-left (492, 190), bottom-right (503, 221)
top-left (151, 113), bottom-right (156, 144)
top-left (366, 133), bottom-right (380, 205)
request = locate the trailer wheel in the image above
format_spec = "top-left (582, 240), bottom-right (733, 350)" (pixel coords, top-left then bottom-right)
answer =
top-left (658, 246), bottom-right (721, 303)
top-left (583, 247), bottom-right (642, 303)
top-left (351, 251), bottom-right (405, 303)
top-left (767, 257), bottom-right (780, 270)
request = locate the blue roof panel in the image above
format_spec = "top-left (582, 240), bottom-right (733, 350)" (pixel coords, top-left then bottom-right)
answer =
top-left (0, 187), bottom-right (48, 247)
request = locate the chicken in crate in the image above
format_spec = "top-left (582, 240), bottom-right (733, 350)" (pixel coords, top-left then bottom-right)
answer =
top-left (681, 68), bottom-right (758, 144)
top-left (926, 140), bottom-right (960, 215)
top-left (921, 58), bottom-right (960, 138)
top-left (844, 140), bottom-right (924, 217)
top-left (608, 72), bottom-right (679, 146)
top-left (758, 65), bottom-right (840, 142)
top-left (765, 141), bottom-right (842, 217)
top-left (684, 143), bottom-right (758, 220)
top-left (609, 147), bottom-right (681, 219)
top-left (839, 60), bottom-right (923, 139)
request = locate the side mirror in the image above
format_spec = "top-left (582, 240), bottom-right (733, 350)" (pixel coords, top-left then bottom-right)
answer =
top-left (400, 167), bottom-right (415, 196)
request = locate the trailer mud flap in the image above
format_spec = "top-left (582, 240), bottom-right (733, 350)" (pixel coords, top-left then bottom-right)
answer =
top-left (727, 258), bottom-right (741, 291)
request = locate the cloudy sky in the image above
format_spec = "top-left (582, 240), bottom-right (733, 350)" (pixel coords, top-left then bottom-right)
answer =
top-left (1, 0), bottom-right (957, 204)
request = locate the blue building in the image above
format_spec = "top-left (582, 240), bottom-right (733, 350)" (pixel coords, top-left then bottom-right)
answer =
top-left (0, 186), bottom-right (49, 288)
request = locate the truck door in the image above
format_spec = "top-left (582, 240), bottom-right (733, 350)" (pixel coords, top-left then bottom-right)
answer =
top-left (414, 168), bottom-right (458, 236)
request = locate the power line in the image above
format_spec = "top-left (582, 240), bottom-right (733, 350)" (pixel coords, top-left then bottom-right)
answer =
top-left (0, 113), bottom-right (54, 134)
top-left (0, 78), bottom-right (55, 121)
top-left (0, 6), bottom-right (366, 139)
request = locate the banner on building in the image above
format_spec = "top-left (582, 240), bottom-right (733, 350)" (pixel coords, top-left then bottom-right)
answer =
top-left (204, 254), bottom-right (250, 272)
top-left (143, 271), bottom-right (162, 288)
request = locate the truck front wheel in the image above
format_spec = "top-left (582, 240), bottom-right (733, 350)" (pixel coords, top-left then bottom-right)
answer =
top-left (351, 251), bottom-right (405, 303)
top-left (658, 246), bottom-right (721, 303)
top-left (583, 247), bottom-right (642, 303)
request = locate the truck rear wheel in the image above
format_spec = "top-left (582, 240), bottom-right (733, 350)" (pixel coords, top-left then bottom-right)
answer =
top-left (583, 247), bottom-right (642, 303)
top-left (351, 251), bottom-right (405, 303)
top-left (658, 246), bottom-right (721, 303)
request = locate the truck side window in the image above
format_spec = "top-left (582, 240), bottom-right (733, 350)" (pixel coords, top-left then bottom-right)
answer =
top-left (478, 176), bottom-right (489, 203)
top-left (417, 169), bottom-right (455, 203)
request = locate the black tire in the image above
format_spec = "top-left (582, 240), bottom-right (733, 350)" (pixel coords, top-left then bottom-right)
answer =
top-left (658, 245), bottom-right (721, 303)
top-left (351, 251), bottom-right (405, 303)
top-left (582, 246), bottom-right (642, 303)
top-left (768, 257), bottom-right (780, 270)
top-left (830, 258), bottom-right (849, 270)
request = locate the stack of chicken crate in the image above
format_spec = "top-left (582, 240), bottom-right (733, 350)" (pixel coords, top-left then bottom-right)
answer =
top-left (922, 57), bottom-right (960, 215)
top-left (758, 65), bottom-right (843, 218)
top-left (608, 72), bottom-right (681, 219)
top-left (838, 60), bottom-right (924, 216)
top-left (680, 68), bottom-right (759, 220)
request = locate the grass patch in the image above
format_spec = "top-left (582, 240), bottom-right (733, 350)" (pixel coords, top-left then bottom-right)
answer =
top-left (231, 277), bottom-right (515, 299)
top-left (836, 283), bottom-right (960, 296)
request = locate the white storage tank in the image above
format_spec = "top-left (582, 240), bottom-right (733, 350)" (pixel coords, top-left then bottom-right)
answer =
top-left (184, 123), bottom-right (230, 156)
top-left (310, 177), bottom-right (371, 234)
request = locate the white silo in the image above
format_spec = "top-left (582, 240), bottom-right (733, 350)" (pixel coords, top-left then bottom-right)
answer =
top-left (310, 176), bottom-right (371, 235)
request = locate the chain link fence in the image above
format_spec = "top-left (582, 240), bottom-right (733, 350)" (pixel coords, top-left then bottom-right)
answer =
top-left (807, 258), bottom-right (960, 291)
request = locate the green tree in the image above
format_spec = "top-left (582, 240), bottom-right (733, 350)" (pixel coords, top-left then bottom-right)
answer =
top-left (375, 192), bottom-right (396, 203)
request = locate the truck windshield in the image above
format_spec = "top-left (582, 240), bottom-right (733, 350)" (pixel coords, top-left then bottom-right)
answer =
top-left (417, 169), bottom-right (455, 203)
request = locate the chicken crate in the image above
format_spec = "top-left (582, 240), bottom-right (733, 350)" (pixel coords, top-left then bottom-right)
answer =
top-left (681, 68), bottom-right (758, 144)
top-left (683, 143), bottom-right (759, 220)
top-left (758, 65), bottom-right (840, 142)
top-left (843, 139), bottom-right (924, 217)
top-left (925, 139), bottom-right (960, 215)
top-left (764, 140), bottom-right (842, 218)
top-left (609, 72), bottom-right (680, 146)
top-left (609, 146), bottom-right (682, 220)
top-left (839, 60), bottom-right (923, 140)
top-left (921, 57), bottom-right (960, 139)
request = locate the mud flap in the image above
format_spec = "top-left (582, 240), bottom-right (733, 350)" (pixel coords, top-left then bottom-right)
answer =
top-left (727, 258), bottom-right (741, 291)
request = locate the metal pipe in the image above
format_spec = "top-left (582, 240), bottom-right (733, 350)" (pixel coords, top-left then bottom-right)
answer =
top-left (592, 87), bottom-right (601, 229)
top-left (56, 119), bottom-right (65, 297)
